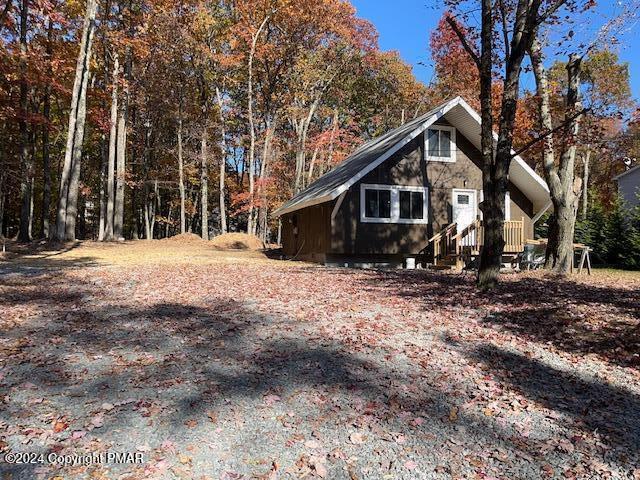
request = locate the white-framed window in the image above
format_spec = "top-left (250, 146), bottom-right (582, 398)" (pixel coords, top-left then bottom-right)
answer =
top-left (426, 125), bottom-right (456, 162)
top-left (360, 184), bottom-right (429, 224)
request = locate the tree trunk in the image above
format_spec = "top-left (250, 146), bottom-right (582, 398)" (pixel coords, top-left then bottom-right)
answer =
top-left (307, 145), bottom-right (320, 184)
top-left (53, 0), bottom-right (97, 242)
top-left (177, 107), bottom-right (186, 234)
top-left (165, 204), bottom-right (172, 238)
top-left (41, 15), bottom-right (53, 239)
top-left (246, 14), bottom-right (272, 235)
top-left (475, 0), bottom-right (499, 289)
top-left (98, 135), bottom-right (107, 241)
top-left (143, 122), bottom-right (153, 240)
top-left (200, 123), bottom-right (209, 240)
top-left (113, 72), bottom-right (128, 240)
top-left (28, 173), bottom-right (34, 239)
top-left (322, 109), bottom-right (339, 175)
top-left (530, 39), bottom-right (583, 274)
top-left (215, 86), bottom-right (227, 234)
top-left (247, 45), bottom-right (256, 235)
top-left (581, 147), bottom-right (590, 219)
top-left (293, 96), bottom-right (322, 193)
top-left (0, 173), bottom-right (6, 237)
top-left (18, 0), bottom-right (31, 242)
top-left (257, 119), bottom-right (275, 240)
top-left (546, 199), bottom-right (578, 272)
top-left (104, 54), bottom-right (118, 241)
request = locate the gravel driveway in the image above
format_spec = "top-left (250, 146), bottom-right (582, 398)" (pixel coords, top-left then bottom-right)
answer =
top-left (1, 245), bottom-right (639, 479)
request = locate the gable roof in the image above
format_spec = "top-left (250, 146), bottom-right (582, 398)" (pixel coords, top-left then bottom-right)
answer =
top-left (274, 96), bottom-right (550, 217)
top-left (613, 164), bottom-right (640, 181)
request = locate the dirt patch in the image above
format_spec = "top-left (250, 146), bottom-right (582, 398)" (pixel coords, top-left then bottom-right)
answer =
top-left (159, 233), bottom-right (206, 244)
top-left (210, 233), bottom-right (265, 251)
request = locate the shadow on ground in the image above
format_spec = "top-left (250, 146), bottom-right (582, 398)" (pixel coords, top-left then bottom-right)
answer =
top-left (331, 267), bottom-right (640, 368)
top-left (465, 344), bottom-right (640, 452)
top-left (1, 259), bottom-right (639, 477)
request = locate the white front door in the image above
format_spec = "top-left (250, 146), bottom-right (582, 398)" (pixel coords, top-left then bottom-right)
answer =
top-left (452, 189), bottom-right (477, 232)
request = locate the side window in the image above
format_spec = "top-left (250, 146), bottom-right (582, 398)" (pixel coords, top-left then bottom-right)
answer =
top-left (364, 188), bottom-right (392, 219)
top-left (360, 184), bottom-right (428, 224)
top-left (399, 190), bottom-right (425, 220)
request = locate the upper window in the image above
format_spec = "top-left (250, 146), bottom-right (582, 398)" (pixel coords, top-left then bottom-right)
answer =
top-left (360, 184), bottom-right (428, 224)
top-left (426, 126), bottom-right (456, 162)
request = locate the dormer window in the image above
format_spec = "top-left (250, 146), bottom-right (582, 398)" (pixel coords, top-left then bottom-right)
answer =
top-left (426, 125), bottom-right (456, 163)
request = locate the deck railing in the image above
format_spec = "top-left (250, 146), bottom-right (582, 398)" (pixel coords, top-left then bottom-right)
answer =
top-left (429, 218), bottom-right (526, 266)
top-left (454, 218), bottom-right (525, 254)
top-left (503, 218), bottom-right (525, 253)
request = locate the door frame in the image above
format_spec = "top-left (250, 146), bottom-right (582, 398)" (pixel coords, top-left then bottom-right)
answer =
top-left (452, 188), bottom-right (478, 231)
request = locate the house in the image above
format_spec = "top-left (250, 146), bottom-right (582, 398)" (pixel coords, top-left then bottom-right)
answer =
top-left (274, 97), bottom-right (551, 268)
top-left (614, 164), bottom-right (640, 211)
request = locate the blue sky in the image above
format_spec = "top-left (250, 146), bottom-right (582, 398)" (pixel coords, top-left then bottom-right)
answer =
top-left (350, 0), bottom-right (640, 101)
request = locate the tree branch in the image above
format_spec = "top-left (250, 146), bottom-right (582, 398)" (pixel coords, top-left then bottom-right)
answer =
top-left (537, 0), bottom-right (568, 24)
top-left (445, 16), bottom-right (480, 69)
top-left (510, 107), bottom-right (590, 159)
top-left (0, 0), bottom-right (12, 28)
top-left (497, 0), bottom-right (510, 59)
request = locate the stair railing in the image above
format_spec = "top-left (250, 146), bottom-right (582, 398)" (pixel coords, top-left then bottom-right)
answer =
top-left (429, 223), bottom-right (457, 265)
top-left (453, 219), bottom-right (482, 263)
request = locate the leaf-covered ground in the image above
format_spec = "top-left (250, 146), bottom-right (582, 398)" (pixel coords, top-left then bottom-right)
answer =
top-left (1, 241), bottom-right (639, 479)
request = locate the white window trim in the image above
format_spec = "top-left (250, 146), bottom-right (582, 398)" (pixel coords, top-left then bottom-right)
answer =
top-left (360, 183), bottom-right (429, 225)
top-left (426, 125), bottom-right (456, 163)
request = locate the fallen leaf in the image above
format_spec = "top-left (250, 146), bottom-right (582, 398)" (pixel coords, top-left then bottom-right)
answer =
top-left (404, 460), bottom-right (417, 470)
top-left (349, 432), bottom-right (366, 445)
top-left (449, 406), bottom-right (459, 422)
top-left (90, 414), bottom-right (104, 428)
top-left (53, 419), bottom-right (68, 433)
top-left (305, 439), bottom-right (321, 450)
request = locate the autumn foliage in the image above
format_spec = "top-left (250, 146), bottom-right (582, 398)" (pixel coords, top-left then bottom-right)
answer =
top-left (0, 2), bottom-right (636, 245)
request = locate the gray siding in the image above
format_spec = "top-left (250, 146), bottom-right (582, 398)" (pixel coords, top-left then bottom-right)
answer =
top-left (617, 167), bottom-right (640, 210)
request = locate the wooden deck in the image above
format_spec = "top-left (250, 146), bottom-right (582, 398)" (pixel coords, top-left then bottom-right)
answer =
top-left (430, 218), bottom-right (526, 270)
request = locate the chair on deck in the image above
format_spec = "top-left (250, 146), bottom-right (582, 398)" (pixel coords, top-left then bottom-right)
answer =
top-left (514, 244), bottom-right (546, 271)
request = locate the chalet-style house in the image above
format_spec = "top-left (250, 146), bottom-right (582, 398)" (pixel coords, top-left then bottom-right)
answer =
top-left (274, 97), bottom-right (551, 268)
